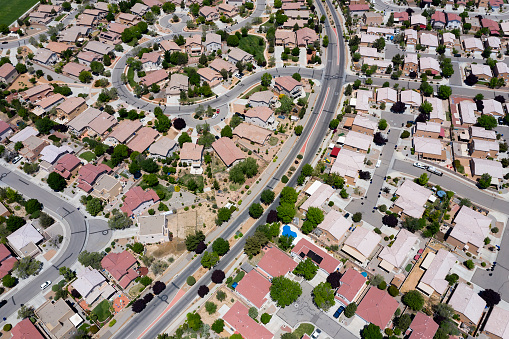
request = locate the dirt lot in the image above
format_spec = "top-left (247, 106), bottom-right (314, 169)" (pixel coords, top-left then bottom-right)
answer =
top-left (197, 286), bottom-right (239, 337)
top-left (8, 73), bottom-right (34, 91)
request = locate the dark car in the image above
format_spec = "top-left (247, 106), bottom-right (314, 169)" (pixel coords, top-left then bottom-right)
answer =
top-left (344, 213), bottom-right (350, 219)
top-left (0, 300), bottom-right (7, 308)
top-left (333, 306), bottom-right (345, 319)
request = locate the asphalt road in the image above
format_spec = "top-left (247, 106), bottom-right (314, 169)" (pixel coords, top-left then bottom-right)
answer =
top-left (0, 165), bottom-right (92, 320)
top-left (112, 0), bottom-right (346, 336)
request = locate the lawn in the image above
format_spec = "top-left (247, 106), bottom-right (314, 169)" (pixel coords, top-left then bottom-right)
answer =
top-left (241, 85), bottom-right (268, 99)
top-left (238, 35), bottom-right (266, 63)
top-left (0, 0), bottom-right (40, 26)
top-left (55, 13), bottom-right (65, 21)
top-left (127, 67), bottom-right (136, 88)
top-left (138, 183), bottom-right (171, 200)
top-left (228, 271), bottom-right (245, 289)
top-left (293, 323), bottom-right (315, 338)
top-left (79, 151), bottom-right (96, 162)
top-left (92, 300), bottom-right (112, 322)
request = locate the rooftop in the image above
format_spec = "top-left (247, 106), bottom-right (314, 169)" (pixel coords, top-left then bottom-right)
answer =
top-left (344, 226), bottom-right (381, 258)
top-left (394, 180), bottom-right (432, 219)
top-left (212, 137), bottom-right (245, 166)
top-left (448, 283), bottom-right (486, 324)
top-left (318, 210), bottom-right (350, 241)
top-left (484, 306), bottom-right (509, 339)
top-left (257, 247), bottom-right (297, 278)
top-left (379, 229), bottom-right (418, 268)
top-left (409, 312), bottom-right (439, 339)
top-left (420, 249), bottom-right (456, 295)
top-left (331, 148), bottom-right (365, 180)
top-left (235, 270), bottom-right (271, 309)
top-left (121, 186), bottom-right (160, 217)
top-left (357, 287), bottom-right (399, 329)
top-left (292, 238), bottom-right (341, 273)
top-left (336, 268), bottom-right (367, 304)
top-left (223, 302), bottom-right (273, 339)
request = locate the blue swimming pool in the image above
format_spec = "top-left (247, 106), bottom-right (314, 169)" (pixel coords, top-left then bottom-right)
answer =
top-left (282, 225), bottom-right (297, 238)
top-left (361, 272), bottom-right (368, 278)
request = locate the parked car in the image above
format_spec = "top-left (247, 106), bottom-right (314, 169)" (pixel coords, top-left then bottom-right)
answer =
top-left (344, 213), bottom-right (350, 219)
top-left (413, 162), bottom-right (426, 169)
top-left (427, 166), bottom-right (443, 176)
top-left (333, 306), bottom-right (345, 319)
top-left (311, 329), bottom-right (322, 339)
top-left (40, 281), bottom-right (51, 290)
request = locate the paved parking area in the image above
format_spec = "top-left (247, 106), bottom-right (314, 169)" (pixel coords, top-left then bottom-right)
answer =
top-left (277, 282), bottom-right (358, 339)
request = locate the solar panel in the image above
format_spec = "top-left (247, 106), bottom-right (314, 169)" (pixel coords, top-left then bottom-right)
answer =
top-left (307, 250), bottom-right (323, 264)
top-left (299, 252), bottom-right (306, 258)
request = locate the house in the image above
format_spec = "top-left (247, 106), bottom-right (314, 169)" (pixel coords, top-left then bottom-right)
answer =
top-left (227, 47), bottom-right (253, 64)
top-left (0, 121), bottom-right (12, 141)
top-left (470, 138), bottom-right (499, 158)
top-left (420, 57), bottom-right (441, 75)
top-left (7, 224), bottom-right (43, 257)
top-left (348, 4), bottom-right (370, 13)
top-left (282, 2), bottom-right (305, 10)
top-left (209, 58), bottom-right (236, 74)
top-left (342, 227), bottom-right (381, 263)
top-left (470, 158), bottom-right (504, 186)
top-left (11, 318), bottom-right (45, 339)
top-left (248, 91), bottom-right (275, 108)
top-left (317, 210), bottom-right (350, 242)
top-left (351, 89), bottom-right (373, 113)
top-left (401, 90), bottom-right (422, 107)
top-left (72, 267), bottom-right (115, 305)
top-left (274, 76), bottom-right (302, 98)
top-left (276, 30), bottom-right (297, 47)
top-left (364, 12), bottom-right (383, 26)
top-left (296, 27), bottom-right (319, 46)
top-left (143, 0), bottom-right (162, 6)
top-left (148, 137), bottom-right (178, 159)
top-left (465, 17), bottom-right (481, 32)
top-left (291, 238), bottom-right (341, 273)
top-left (470, 126), bottom-right (496, 141)
top-left (59, 26), bottom-right (90, 43)
top-left (218, 3), bottom-right (238, 18)
top-left (197, 67), bottom-right (223, 87)
top-left (140, 51), bottom-right (161, 71)
top-left (185, 34), bottom-right (203, 56)
top-left (40, 144), bottom-right (72, 164)
top-left (38, 4), bottom-right (62, 15)
top-left (448, 283), bottom-right (486, 327)
top-left (10, 126), bottom-right (39, 143)
top-left (335, 268), bottom-right (367, 306)
top-left (68, 108), bottom-right (117, 136)
top-left (414, 121), bottom-right (443, 138)
top-left (458, 100), bottom-right (477, 125)
top-left (109, 22), bottom-right (129, 35)
top-left (378, 229), bottom-right (418, 272)
top-left (160, 40), bottom-right (182, 53)
top-left (393, 11), bottom-right (409, 24)
top-left (376, 87), bottom-right (397, 103)
top-left (359, 46), bottom-right (379, 59)
top-left (256, 247), bottom-right (297, 278)
top-left (287, 10), bottom-right (310, 19)
top-left (199, 6), bottom-right (219, 21)
top-left (446, 13), bottom-right (462, 29)
top-left (21, 83), bottom-right (53, 103)
top-left (101, 251), bottom-right (138, 289)
top-left (138, 214), bottom-right (170, 244)
top-left (408, 312), bottom-right (439, 339)
top-left (235, 270), bottom-right (271, 309)
top-left (223, 302), bottom-right (273, 339)
top-left (62, 62), bottom-right (90, 77)
top-left (483, 305), bottom-right (509, 339)
top-left (431, 11), bottom-right (446, 28)
top-left (205, 33), bottom-right (222, 54)
top-left (447, 206), bottom-right (491, 254)
top-left (331, 148), bottom-right (365, 184)
top-left (357, 287), bottom-right (399, 329)
top-left (30, 12), bottom-right (52, 25)
top-left (77, 163), bottom-right (111, 192)
top-left (233, 122), bottom-right (272, 145)
top-left (351, 114), bottom-right (376, 135)
top-left (180, 143), bottom-right (204, 166)
top-left (76, 14), bottom-right (97, 27)
top-left (481, 18), bottom-right (500, 35)
top-left (392, 180), bottom-right (432, 219)
top-left (121, 186), bottom-right (160, 217)
top-left (403, 53), bottom-right (418, 75)
top-left (53, 153), bottom-right (81, 179)
top-left (20, 136), bottom-right (48, 162)
top-left (126, 127), bottom-right (159, 153)
top-left (242, 106), bottom-right (274, 128)
top-left (0, 63), bottom-right (18, 84)
top-left (362, 58), bottom-right (392, 74)
top-left (343, 130), bottom-right (372, 153)
top-left (405, 29), bottom-right (418, 45)
top-left (463, 37), bottom-right (484, 53)
top-left (411, 14), bottom-right (427, 28)
top-left (501, 21), bottom-right (509, 36)
top-left (427, 97), bottom-right (446, 123)
top-left (360, 33), bottom-right (378, 47)
top-left (140, 69), bottom-right (169, 87)
top-left (91, 174), bottom-right (122, 202)
top-left (131, 3), bottom-right (149, 17)
top-left (0, 244), bottom-right (16, 279)
top-left (413, 136), bottom-right (446, 161)
top-left (212, 137), bottom-right (245, 167)
top-left (84, 41), bottom-right (114, 56)
top-left (35, 299), bottom-right (83, 339)
top-left (56, 96), bottom-right (87, 117)
top-left (34, 94), bottom-right (65, 115)
top-left (105, 119), bottom-right (142, 145)
top-left (117, 13), bottom-right (140, 26)
top-left (77, 51), bottom-right (102, 66)
top-left (166, 73), bottom-right (189, 96)
top-left (442, 32), bottom-right (455, 48)
top-left (483, 99), bottom-right (504, 116)
top-left (300, 182), bottom-right (334, 211)
top-left (486, 37), bottom-right (501, 51)
top-left (283, 19), bottom-right (308, 29)
top-left (417, 249), bottom-right (456, 296)
top-left (494, 62), bottom-right (509, 81)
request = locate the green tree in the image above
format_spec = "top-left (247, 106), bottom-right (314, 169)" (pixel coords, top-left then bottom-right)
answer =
top-left (186, 312), bottom-right (202, 331)
top-left (277, 203), bottom-right (296, 223)
top-left (185, 231), bottom-right (206, 251)
top-left (216, 207), bottom-right (233, 225)
top-left (402, 290), bottom-right (425, 311)
top-left (445, 273), bottom-right (459, 285)
top-left (344, 303), bottom-right (357, 318)
top-left (313, 282), bottom-right (335, 311)
top-left (24, 199), bottom-right (42, 214)
top-left (352, 212), bottom-right (362, 222)
top-left (417, 173), bottom-right (429, 186)
top-left (420, 101), bottom-right (433, 115)
top-left (35, 117), bottom-right (54, 134)
top-left (90, 61), bottom-right (104, 74)
top-left (13, 257), bottom-right (42, 279)
top-left (244, 232), bottom-right (268, 257)
top-left (361, 324), bottom-right (383, 339)
top-left (79, 70), bottom-right (93, 83)
top-left (419, 81), bottom-right (433, 97)
top-left (306, 207), bottom-right (324, 225)
top-left (78, 251), bottom-right (104, 269)
top-left (280, 187), bottom-right (298, 204)
top-left (17, 305), bottom-right (34, 319)
top-left (47, 172), bottom-right (67, 191)
top-left (464, 259), bottom-right (475, 270)
top-left (378, 119), bottom-right (387, 130)
top-left (205, 301), bottom-right (217, 314)
top-left (437, 85), bottom-right (452, 99)
top-left (211, 319), bottom-right (224, 333)
top-left (261, 189), bottom-right (275, 204)
top-left (221, 125), bottom-right (233, 138)
top-left (212, 238), bottom-right (230, 256)
top-left (108, 209), bottom-right (133, 229)
top-left (293, 258), bottom-right (318, 280)
top-left (477, 115), bottom-right (497, 130)
top-left (187, 276), bottom-right (196, 286)
top-left (178, 132), bottom-right (192, 147)
top-left (270, 276), bottom-right (302, 307)
top-left (302, 164), bottom-right (313, 176)
top-left (249, 203), bottom-right (264, 218)
top-left (201, 251), bottom-right (219, 269)
top-left (294, 125), bottom-right (303, 136)
top-left (478, 173), bottom-right (492, 189)
top-left (2, 274), bottom-right (17, 288)
top-left (59, 266), bottom-right (76, 281)
top-left (261, 73), bottom-right (272, 87)
top-left (86, 198), bottom-right (103, 216)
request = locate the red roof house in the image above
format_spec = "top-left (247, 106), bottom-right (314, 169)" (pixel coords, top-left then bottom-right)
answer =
top-left (291, 238), bottom-right (341, 273)
top-left (53, 153), bottom-right (82, 179)
top-left (336, 268), bottom-right (367, 306)
top-left (408, 312), bottom-right (439, 339)
top-left (357, 287), bottom-right (399, 329)
top-left (223, 301), bottom-right (273, 339)
top-left (120, 186), bottom-right (160, 217)
top-left (348, 4), bottom-right (370, 12)
top-left (394, 12), bottom-right (408, 22)
top-left (101, 250), bottom-right (138, 289)
top-left (235, 270), bottom-right (271, 309)
top-left (0, 243), bottom-right (17, 279)
top-left (481, 18), bottom-right (500, 35)
top-left (11, 318), bottom-right (45, 339)
top-left (257, 247), bottom-right (297, 278)
top-left (77, 163), bottom-right (111, 192)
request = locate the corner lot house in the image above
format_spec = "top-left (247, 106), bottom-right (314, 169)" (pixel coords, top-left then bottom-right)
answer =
top-left (72, 267), bottom-right (115, 305)
top-left (235, 270), bottom-right (271, 309)
top-left (256, 247), bottom-right (297, 278)
top-left (7, 224), bottom-right (43, 257)
top-left (446, 206), bottom-right (491, 254)
top-left (35, 299), bottom-right (83, 339)
top-left (223, 301), bottom-right (273, 339)
top-left (249, 90), bottom-right (276, 107)
top-left (392, 180), bottom-right (432, 219)
top-left (0, 63), bottom-right (18, 84)
top-left (448, 283), bottom-right (486, 328)
top-left (483, 305), bottom-right (509, 339)
top-left (242, 106), bottom-right (275, 128)
top-left (101, 251), bottom-right (138, 289)
top-left (291, 238), bottom-right (341, 273)
top-left (335, 268), bottom-right (367, 306)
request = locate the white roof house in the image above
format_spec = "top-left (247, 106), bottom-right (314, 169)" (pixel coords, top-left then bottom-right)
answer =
top-left (7, 224), bottom-right (43, 256)
top-left (418, 249), bottom-right (456, 296)
top-left (416, 121), bottom-right (442, 134)
top-left (300, 183), bottom-right (334, 211)
top-left (354, 89), bottom-right (373, 112)
top-left (427, 97), bottom-right (446, 121)
top-left (442, 32), bottom-right (455, 45)
top-left (344, 131), bottom-right (372, 151)
top-left (377, 87), bottom-right (398, 103)
top-left (471, 64), bottom-right (493, 78)
top-left (482, 99), bottom-right (504, 116)
top-left (379, 229), bottom-right (418, 271)
top-left (72, 267), bottom-right (114, 304)
top-left (458, 100), bottom-right (477, 125)
top-left (448, 283), bottom-right (486, 325)
top-left (318, 210), bottom-right (350, 241)
top-left (404, 53), bottom-right (418, 65)
top-left (411, 14), bottom-right (427, 26)
top-left (400, 90), bottom-right (422, 106)
top-left (330, 148), bottom-right (365, 182)
top-left (40, 145), bottom-right (73, 164)
top-left (10, 126), bottom-right (39, 143)
top-left (470, 126), bottom-right (496, 140)
top-left (450, 206), bottom-right (491, 251)
top-left (353, 114), bottom-right (377, 131)
top-left (419, 57), bottom-right (441, 73)
top-left (472, 139), bottom-right (499, 154)
top-left (486, 36), bottom-right (501, 49)
top-left (359, 46), bottom-right (379, 58)
top-left (413, 136), bottom-right (443, 156)
top-left (342, 227), bottom-right (382, 263)
top-left (394, 180), bottom-right (433, 219)
top-left (420, 33), bottom-right (439, 47)
top-left (471, 158), bottom-right (504, 179)
top-left (484, 306), bottom-right (509, 339)
top-left (463, 37), bottom-right (484, 51)
top-left (363, 58), bottom-right (392, 69)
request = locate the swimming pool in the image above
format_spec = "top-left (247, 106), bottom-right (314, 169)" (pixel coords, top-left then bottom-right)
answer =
top-left (361, 272), bottom-right (368, 278)
top-left (282, 225), bottom-right (297, 238)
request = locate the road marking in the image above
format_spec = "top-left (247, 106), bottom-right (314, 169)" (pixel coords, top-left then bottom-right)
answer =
top-left (333, 27), bottom-right (339, 66)
top-left (300, 87), bottom-right (330, 154)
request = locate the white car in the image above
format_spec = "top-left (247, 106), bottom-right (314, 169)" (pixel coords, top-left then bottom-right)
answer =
top-left (311, 329), bottom-right (322, 339)
top-left (376, 160), bottom-right (381, 168)
top-left (413, 162), bottom-right (426, 169)
top-left (40, 281), bottom-right (51, 290)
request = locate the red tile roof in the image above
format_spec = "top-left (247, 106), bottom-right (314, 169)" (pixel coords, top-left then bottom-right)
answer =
top-left (0, 120), bottom-right (11, 135)
top-left (212, 137), bottom-right (245, 167)
top-left (120, 186), bottom-right (160, 216)
top-left (394, 12), bottom-right (408, 21)
top-left (431, 11), bottom-right (446, 23)
top-left (409, 312), bottom-right (439, 339)
top-left (0, 244), bottom-right (16, 279)
top-left (11, 318), bottom-right (45, 339)
top-left (349, 4), bottom-right (370, 11)
top-left (126, 127), bottom-right (159, 153)
top-left (291, 238), bottom-right (341, 273)
top-left (357, 287), bottom-right (399, 329)
top-left (447, 13), bottom-right (461, 22)
top-left (78, 163), bottom-right (111, 186)
top-left (235, 270), bottom-right (271, 309)
top-left (101, 250), bottom-right (137, 281)
top-left (336, 268), bottom-right (366, 305)
top-left (257, 247), bottom-right (297, 278)
top-left (223, 301), bottom-right (273, 339)
top-left (54, 154), bottom-right (81, 179)
top-left (119, 268), bottom-right (138, 289)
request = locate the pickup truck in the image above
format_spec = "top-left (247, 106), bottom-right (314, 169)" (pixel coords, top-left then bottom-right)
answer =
top-left (427, 166), bottom-right (443, 176)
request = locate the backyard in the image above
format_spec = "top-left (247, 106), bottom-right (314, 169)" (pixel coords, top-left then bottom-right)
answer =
top-left (79, 151), bottom-right (96, 162)
top-left (0, 0), bottom-right (39, 26)
top-left (92, 299), bottom-right (112, 323)
top-left (238, 35), bottom-right (266, 63)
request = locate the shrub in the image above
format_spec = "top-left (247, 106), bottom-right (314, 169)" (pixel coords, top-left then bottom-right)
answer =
top-left (344, 303), bottom-right (357, 318)
top-left (281, 175), bottom-right (289, 183)
top-left (205, 301), bottom-right (217, 314)
top-left (198, 285), bottom-right (209, 297)
top-left (464, 259), bottom-right (475, 270)
top-left (378, 281), bottom-right (387, 290)
top-left (187, 276), bottom-right (196, 286)
top-left (388, 285), bottom-right (399, 297)
top-left (3, 324), bottom-right (12, 331)
top-left (261, 313), bottom-right (272, 324)
top-left (352, 212), bottom-right (362, 222)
